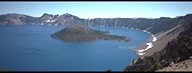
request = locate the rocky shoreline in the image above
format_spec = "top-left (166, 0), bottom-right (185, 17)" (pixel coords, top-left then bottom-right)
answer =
top-left (124, 19), bottom-right (192, 71)
top-left (130, 23), bottom-right (184, 58)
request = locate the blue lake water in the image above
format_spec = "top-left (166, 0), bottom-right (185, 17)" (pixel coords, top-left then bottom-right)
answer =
top-left (0, 25), bottom-right (150, 71)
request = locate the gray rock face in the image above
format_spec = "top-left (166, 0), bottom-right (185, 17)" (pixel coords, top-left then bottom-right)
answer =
top-left (0, 13), bottom-right (35, 25)
top-left (0, 13), bottom-right (81, 25)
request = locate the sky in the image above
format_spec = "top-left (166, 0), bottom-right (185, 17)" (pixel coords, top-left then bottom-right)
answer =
top-left (0, 1), bottom-right (192, 18)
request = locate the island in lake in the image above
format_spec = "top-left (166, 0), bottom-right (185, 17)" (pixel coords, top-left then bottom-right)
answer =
top-left (51, 24), bottom-right (131, 42)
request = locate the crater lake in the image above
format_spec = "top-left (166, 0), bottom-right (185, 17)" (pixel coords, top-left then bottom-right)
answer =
top-left (0, 25), bottom-right (150, 71)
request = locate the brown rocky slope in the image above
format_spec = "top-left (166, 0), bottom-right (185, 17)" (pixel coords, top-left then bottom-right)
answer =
top-left (124, 17), bottom-right (192, 71)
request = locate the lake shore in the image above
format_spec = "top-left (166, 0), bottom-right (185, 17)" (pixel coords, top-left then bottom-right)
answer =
top-left (130, 33), bottom-right (155, 58)
top-left (130, 24), bottom-right (183, 58)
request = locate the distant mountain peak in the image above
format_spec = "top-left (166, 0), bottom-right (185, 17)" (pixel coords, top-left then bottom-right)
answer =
top-left (42, 13), bottom-right (51, 15)
top-left (63, 13), bottom-right (77, 17)
top-left (65, 13), bottom-right (71, 15)
top-left (41, 13), bottom-right (53, 17)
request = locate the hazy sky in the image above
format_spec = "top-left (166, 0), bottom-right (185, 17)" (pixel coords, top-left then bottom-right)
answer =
top-left (0, 1), bottom-right (192, 18)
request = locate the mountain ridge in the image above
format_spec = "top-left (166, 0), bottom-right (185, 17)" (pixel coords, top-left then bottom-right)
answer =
top-left (1, 13), bottom-right (191, 34)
